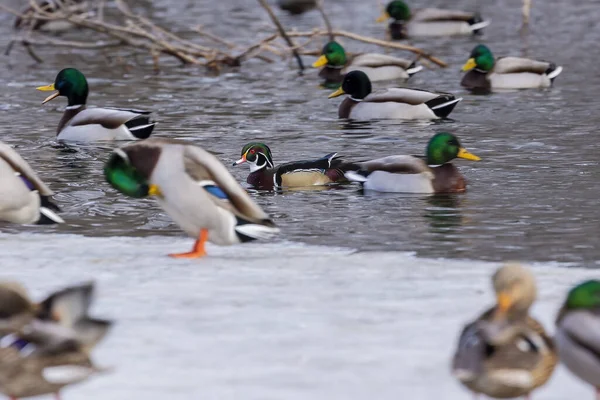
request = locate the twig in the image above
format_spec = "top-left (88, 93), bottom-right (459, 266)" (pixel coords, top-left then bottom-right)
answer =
top-left (256, 0), bottom-right (305, 72)
top-left (316, 0), bottom-right (334, 42)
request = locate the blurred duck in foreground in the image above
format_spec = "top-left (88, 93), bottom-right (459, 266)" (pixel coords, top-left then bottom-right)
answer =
top-left (312, 40), bottom-right (422, 86)
top-left (344, 132), bottom-right (479, 194)
top-left (105, 139), bottom-right (279, 258)
top-left (376, 0), bottom-right (489, 40)
top-left (452, 264), bottom-right (557, 399)
top-left (461, 45), bottom-right (563, 93)
top-left (37, 68), bottom-right (156, 142)
top-left (328, 71), bottom-right (461, 121)
top-left (555, 280), bottom-right (600, 400)
top-left (0, 281), bottom-right (112, 399)
top-left (233, 142), bottom-right (351, 189)
top-left (0, 142), bottom-right (63, 225)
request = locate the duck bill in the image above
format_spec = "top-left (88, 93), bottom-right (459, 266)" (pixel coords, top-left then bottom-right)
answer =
top-left (233, 155), bottom-right (246, 166)
top-left (376, 11), bottom-right (390, 23)
top-left (457, 148), bottom-right (481, 161)
top-left (312, 55), bottom-right (329, 68)
top-left (494, 292), bottom-right (512, 319)
top-left (36, 84), bottom-right (60, 104)
top-left (328, 87), bottom-right (346, 99)
top-left (461, 58), bottom-right (477, 72)
top-left (148, 184), bottom-right (162, 197)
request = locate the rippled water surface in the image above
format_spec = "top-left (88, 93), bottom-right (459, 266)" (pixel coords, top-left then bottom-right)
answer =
top-left (1, 0), bottom-right (599, 265)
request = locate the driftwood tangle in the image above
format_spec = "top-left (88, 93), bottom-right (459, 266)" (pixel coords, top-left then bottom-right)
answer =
top-left (1, 0), bottom-right (447, 70)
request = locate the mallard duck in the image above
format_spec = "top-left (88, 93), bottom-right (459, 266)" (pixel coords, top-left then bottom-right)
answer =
top-left (312, 40), bottom-right (422, 86)
top-left (232, 142), bottom-right (351, 189)
top-left (461, 44), bottom-right (563, 92)
top-left (328, 71), bottom-right (461, 120)
top-left (452, 263), bottom-right (557, 399)
top-left (376, 1), bottom-right (490, 40)
top-left (555, 280), bottom-right (600, 399)
top-left (104, 138), bottom-right (280, 258)
top-left (277, 0), bottom-right (316, 14)
top-left (0, 323), bottom-right (103, 400)
top-left (344, 132), bottom-right (479, 193)
top-left (0, 281), bottom-right (111, 352)
top-left (37, 68), bottom-right (156, 142)
top-left (0, 142), bottom-right (63, 225)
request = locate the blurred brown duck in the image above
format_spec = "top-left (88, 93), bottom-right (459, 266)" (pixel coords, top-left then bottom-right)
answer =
top-left (452, 264), bottom-right (557, 399)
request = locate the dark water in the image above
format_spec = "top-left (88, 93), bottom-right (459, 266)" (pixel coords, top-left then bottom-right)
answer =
top-left (1, 0), bottom-right (599, 265)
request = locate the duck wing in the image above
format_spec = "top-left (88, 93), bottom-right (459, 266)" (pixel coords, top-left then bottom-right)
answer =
top-left (360, 155), bottom-right (430, 174)
top-left (493, 57), bottom-right (553, 75)
top-left (68, 107), bottom-right (152, 129)
top-left (412, 8), bottom-right (477, 22)
top-left (183, 144), bottom-right (274, 224)
top-left (365, 88), bottom-right (444, 105)
top-left (0, 142), bottom-right (53, 196)
top-left (350, 53), bottom-right (415, 69)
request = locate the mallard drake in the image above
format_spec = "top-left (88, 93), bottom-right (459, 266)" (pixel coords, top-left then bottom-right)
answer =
top-left (0, 281), bottom-right (111, 352)
top-left (452, 264), bottom-right (557, 399)
top-left (277, 0), bottom-right (316, 14)
top-left (104, 138), bottom-right (280, 258)
top-left (555, 280), bottom-right (600, 399)
top-left (0, 323), bottom-right (103, 400)
top-left (461, 44), bottom-right (563, 92)
top-left (344, 132), bottom-right (479, 193)
top-left (376, 1), bottom-right (489, 40)
top-left (312, 40), bottom-right (422, 86)
top-left (37, 68), bottom-right (156, 142)
top-left (0, 142), bottom-right (63, 225)
top-left (233, 142), bottom-right (350, 189)
top-left (328, 71), bottom-right (461, 120)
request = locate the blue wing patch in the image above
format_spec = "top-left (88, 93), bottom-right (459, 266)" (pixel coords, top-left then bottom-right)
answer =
top-left (203, 184), bottom-right (229, 200)
top-left (19, 174), bottom-right (36, 191)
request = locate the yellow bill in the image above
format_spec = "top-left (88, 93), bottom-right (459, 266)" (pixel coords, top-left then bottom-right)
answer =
top-left (148, 184), bottom-right (162, 197)
top-left (376, 11), bottom-right (390, 23)
top-left (36, 83), bottom-right (60, 104)
top-left (461, 58), bottom-right (477, 72)
top-left (312, 55), bottom-right (329, 68)
top-left (494, 291), bottom-right (512, 318)
top-left (457, 147), bottom-right (481, 161)
top-left (328, 87), bottom-right (346, 99)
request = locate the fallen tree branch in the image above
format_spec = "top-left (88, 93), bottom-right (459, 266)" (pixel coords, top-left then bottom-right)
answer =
top-left (256, 0), bottom-right (305, 72)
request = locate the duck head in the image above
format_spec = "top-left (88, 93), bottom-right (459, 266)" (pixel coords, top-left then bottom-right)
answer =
top-left (377, 0), bottom-right (411, 22)
top-left (312, 41), bottom-right (348, 68)
top-left (233, 143), bottom-right (274, 173)
top-left (37, 68), bottom-right (89, 106)
top-left (104, 149), bottom-right (161, 198)
top-left (462, 44), bottom-right (495, 72)
top-left (556, 280), bottom-right (600, 323)
top-left (328, 70), bottom-right (372, 100)
top-left (426, 132), bottom-right (480, 165)
top-left (492, 263), bottom-right (537, 321)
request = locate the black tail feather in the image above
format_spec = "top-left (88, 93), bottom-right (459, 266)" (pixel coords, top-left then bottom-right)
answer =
top-left (125, 116), bottom-right (156, 139)
top-left (425, 95), bottom-right (461, 119)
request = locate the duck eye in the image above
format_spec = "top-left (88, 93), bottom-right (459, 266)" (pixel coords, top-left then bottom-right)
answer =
top-left (250, 149), bottom-right (256, 154)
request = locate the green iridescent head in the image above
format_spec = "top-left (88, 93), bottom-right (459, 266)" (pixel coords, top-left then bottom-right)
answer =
top-left (462, 45), bottom-right (495, 72)
top-left (313, 41), bottom-right (348, 68)
top-left (104, 150), bottom-right (151, 198)
top-left (426, 133), bottom-right (481, 165)
top-left (565, 280), bottom-right (600, 309)
top-left (37, 68), bottom-right (89, 106)
top-left (234, 143), bottom-right (274, 173)
top-left (328, 70), bottom-right (372, 100)
top-left (378, 1), bottom-right (411, 22)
